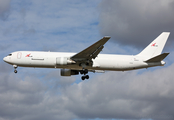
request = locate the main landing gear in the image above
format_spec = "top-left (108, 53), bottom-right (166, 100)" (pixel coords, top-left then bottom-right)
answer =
top-left (81, 75), bottom-right (89, 80)
top-left (13, 65), bottom-right (18, 73)
top-left (80, 69), bottom-right (89, 80)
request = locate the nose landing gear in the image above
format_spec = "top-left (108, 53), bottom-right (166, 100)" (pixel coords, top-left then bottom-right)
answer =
top-left (14, 70), bottom-right (17, 73)
top-left (13, 65), bottom-right (18, 73)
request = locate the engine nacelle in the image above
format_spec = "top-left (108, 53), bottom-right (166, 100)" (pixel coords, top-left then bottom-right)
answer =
top-left (60, 69), bottom-right (79, 76)
top-left (56, 57), bottom-right (75, 65)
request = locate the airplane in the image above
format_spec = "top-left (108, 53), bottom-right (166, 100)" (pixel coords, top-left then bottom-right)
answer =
top-left (3, 32), bottom-right (170, 80)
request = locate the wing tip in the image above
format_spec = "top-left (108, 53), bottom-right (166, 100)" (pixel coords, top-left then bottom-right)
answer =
top-left (162, 32), bottom-right (170, 36)
top-left (103, 36), bottom-right (111, 39)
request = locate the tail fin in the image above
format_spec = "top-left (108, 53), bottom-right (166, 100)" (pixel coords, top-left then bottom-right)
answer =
top-left (137, 32), bottom-right (170, 58)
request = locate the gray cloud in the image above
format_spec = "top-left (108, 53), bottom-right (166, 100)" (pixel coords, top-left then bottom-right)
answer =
top-left (99, 0), bottom-right (174, 48)
top-left (0, 0), bottom-right (11, 20)
top-left (1, 63), bottom-right (174, 120)
top-left (0, 73), bottom-right (46, 119)
top-left (0, 62), bottom-right (12, 73)
top-left (61, 63), bottom-right (174, 120)
top-left (0, 70), bottom-right (79, 120)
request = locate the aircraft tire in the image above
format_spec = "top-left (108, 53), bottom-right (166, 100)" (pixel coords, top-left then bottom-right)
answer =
top-left (81, 76), bottom-right (85, 80)
top-left (80, 70), bottom-right (84, 74)
top-left (14, 70), bottom-right (17, 73)
top-left (86, 75), bottom-right (89, 79)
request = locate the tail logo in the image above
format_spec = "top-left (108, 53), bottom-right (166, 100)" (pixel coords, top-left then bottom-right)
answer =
top-left (151, 43), bottom-right (158, 47)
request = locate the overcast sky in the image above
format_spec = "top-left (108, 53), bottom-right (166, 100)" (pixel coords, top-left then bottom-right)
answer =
top-left (1, 0), bottom-right (174, 120)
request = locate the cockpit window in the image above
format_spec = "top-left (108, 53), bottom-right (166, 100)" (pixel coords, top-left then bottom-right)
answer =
top-left (8, 54), bottom-right (12, 56)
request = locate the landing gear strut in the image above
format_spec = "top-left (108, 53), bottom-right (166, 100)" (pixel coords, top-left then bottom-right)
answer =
top-left (80, 69), bottom-right (89, 80)
top-left (13, 65), bottom-right (18, 74)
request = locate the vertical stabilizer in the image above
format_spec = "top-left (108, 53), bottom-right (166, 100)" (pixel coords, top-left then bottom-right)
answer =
top-left (137, 32), bottom-right (170, 58)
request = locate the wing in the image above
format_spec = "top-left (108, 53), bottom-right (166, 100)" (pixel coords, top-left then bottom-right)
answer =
top-left (71, 36), bottom-right (111, 63)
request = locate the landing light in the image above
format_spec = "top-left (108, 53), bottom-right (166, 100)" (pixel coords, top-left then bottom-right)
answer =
top-left (161, 61), bottom-right (166, 66)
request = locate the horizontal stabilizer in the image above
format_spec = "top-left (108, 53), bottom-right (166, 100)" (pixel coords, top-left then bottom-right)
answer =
top-left (145, 53), bottom-right (169, 62)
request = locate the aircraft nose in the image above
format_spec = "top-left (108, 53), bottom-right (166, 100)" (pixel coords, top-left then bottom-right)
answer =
top-left (3, 57), bottom-right (7, 62)
top-left (3, 57), bottom-right (9, 63)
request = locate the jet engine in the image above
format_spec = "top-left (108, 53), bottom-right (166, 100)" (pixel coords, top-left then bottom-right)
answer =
top-left (60, 69), bottom-right (79, 76)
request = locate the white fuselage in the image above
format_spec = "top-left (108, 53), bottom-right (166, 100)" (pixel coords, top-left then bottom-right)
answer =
top-left (3, 51), bottom-right (164, 71)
